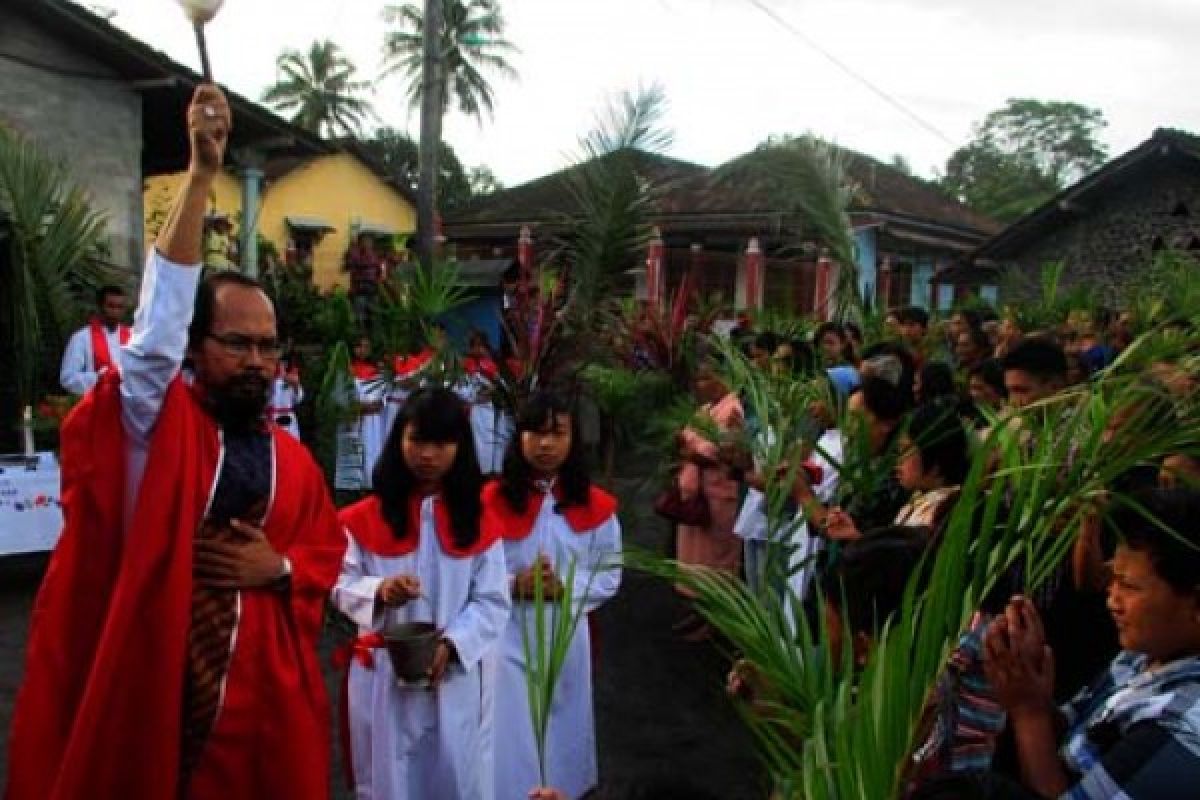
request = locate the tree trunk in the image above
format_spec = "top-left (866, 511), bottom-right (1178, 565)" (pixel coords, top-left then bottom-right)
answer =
top-left (416, 0), bottom-right (445, 270)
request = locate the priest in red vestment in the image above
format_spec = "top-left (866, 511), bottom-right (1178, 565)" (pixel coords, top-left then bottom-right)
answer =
top-left (5, 84), bottom-right (346, 800)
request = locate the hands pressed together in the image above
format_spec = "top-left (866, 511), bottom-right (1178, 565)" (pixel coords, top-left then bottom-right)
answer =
top-left (513, 554), bottom-right (563, 601)
top-left (983, 595), bottom-right (1056, 718)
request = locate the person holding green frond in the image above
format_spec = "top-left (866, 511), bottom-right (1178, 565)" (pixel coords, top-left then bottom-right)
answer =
top-left (484, 390), bottom-right (622, 800)
top-left (673, 361), bottom-right (744, 640)
top-left (824, 400), bottom-right (970, 543)
top-left (983, 488), bottom-right (1200, 798)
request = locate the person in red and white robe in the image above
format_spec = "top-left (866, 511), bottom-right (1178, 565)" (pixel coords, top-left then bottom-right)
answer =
top-left (483, 391), bottom-right (622, 800)
top-left (59, 284), bottom-right (130, 395)
top-left (333, 388), bottom-right (509, 800)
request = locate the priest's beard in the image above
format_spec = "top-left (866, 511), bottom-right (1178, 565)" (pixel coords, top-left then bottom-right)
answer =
top-left (204, 372), bottom-right (270, 433)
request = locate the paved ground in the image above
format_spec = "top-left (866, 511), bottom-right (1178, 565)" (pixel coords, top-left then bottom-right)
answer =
top-left (0, 478), bottom-right (765, 799)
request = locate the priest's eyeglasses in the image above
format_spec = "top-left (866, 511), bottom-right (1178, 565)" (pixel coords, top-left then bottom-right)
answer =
top-left (206, 333), bottom-right (283, 359)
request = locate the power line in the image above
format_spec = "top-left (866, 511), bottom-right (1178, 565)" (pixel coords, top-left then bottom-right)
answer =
top-left (743, 0), bottom-right (956, 147)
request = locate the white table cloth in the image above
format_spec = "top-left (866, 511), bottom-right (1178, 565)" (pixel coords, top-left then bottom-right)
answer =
top-left (0, 452), bottom-right (63, 556)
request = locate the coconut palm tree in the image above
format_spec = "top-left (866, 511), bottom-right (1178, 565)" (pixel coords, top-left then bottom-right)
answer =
top-left (380, 0), bottom-right (519, 121)
top-left (0, 126), bottom-right (112, 440)
top-left (262, 40), bottom-right (374, 138)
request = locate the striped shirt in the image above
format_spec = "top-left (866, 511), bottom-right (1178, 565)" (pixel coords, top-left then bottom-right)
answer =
top-left (1061, 651), bottom-right (1200, 799)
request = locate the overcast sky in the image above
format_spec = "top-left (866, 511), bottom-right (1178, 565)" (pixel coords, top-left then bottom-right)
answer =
top-left (85, 0), bottom-right (1200, 187)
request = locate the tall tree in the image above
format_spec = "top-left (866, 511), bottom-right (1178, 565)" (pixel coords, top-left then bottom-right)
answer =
top-left (380, 0), bottom-right (517, 265)
top-left (381, 0), bottom-right (519, 121)
top-left (467, 164), bottom-right (503, 196)
top-left (940, 98), bottom-right (1109, 222)
top-left (358, 127), bottom-right (477, 210)
top-left (262, 40), bottom-right (374, 138)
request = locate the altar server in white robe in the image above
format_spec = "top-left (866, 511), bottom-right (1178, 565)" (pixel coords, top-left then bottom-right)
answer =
top-left (350, 336), bottom-right (387, 485)
top-left (269, 357), bottom-right (304, 438)
top-left (483, 390), bottom-right (622, 800)
top-left (333, 388), bottom-right (510, 800)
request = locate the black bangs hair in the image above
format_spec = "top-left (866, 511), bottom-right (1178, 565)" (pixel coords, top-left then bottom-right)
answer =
top-left (906, 400), bottom-right (970, 486)
top-left (500, 389), bottom-right (592, 514)
top-left (372, 388), bottom-right (483, 550)
top-left (1111, 487), bottom-right (1200, 595)
top-left (818, 527), bottom-right (929, 637)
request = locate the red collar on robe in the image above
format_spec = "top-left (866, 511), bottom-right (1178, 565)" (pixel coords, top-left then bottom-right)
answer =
top-left (481, 480), bottom-right (618, 541)
top-left (393, 348), bottom-right (434, 378)
top-left (338, 493), bottom-right (499, 558)
top-left (464, 356), bottom-right (498, 379)
top-left (89, 317), bottom-right (130, 374)
top-left (350, 360), bottom-right (379, 381)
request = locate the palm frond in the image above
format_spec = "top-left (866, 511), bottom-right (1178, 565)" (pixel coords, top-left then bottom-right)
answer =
top-left (551, 85), bottom-right (674, 327)
top-left (0, 126), bottom-right (113, 408)
top-left (713, 134), bottom-right (861, 321)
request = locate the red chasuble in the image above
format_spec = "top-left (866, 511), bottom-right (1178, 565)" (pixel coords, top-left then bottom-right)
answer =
top-left (5, 373), bottom-right (346, 800)
top-left (89, 317), bottom-right (131, 374)
top-left (481, 481), bottom-right (618, 540)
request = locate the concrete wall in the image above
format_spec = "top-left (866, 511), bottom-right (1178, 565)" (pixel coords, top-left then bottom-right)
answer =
top-left (0, 10), bottom-right (143, 271)
top-left (1000, 158), bottom-right (1200, 302)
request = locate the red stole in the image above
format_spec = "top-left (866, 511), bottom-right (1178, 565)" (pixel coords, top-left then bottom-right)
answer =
top-left (338, 493), bottom-right (500, 558)
top-left (89, 318), bottom-right (130, 374)
top-left (5, 374), bottom-right (346, 800)
top-left (482, 480), bottom-right (618, 540)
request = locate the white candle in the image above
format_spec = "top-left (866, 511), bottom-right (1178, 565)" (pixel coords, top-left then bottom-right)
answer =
top-left (22, 405), bottom-right (35, 458)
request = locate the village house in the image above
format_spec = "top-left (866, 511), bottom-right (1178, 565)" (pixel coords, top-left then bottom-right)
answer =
top-left (445, 146), bottom-right (1000, 314)
top-left (0, 0), bottom-right (327, 274)
top-left (975, 128), bottom-right (1200, 301)
top-left (144, 141), bottom-right (417, 290)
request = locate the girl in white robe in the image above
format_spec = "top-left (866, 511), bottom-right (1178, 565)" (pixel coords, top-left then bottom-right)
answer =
top-left (333, 388), bottom-right (510, 800)
top-left (483, 391), bottom-right (622, 800)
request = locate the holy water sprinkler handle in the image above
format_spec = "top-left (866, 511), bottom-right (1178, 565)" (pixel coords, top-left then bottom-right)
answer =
top-left (193, 22), bottom-right (213, 82)
top-left (176, 0), bottom-right (224, 82)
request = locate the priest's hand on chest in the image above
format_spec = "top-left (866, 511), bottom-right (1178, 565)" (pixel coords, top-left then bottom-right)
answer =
top-left (194, 519), bottom-right (288, 589)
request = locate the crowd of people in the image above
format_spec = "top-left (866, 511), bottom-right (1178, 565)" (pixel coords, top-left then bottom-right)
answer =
top-left (670, 301), bottom-right (1200, 797)
top-left (9, 84), bottom-right (1200, 800)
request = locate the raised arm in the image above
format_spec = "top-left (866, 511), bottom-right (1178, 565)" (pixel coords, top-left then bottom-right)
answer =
top-left (120, 85), bottom-right (231, 446)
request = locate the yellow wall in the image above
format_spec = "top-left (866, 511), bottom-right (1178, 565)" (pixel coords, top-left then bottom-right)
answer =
top-left (261, 152), bottom-right (415, 290)
top-left (143, 152), bottom-right (415, 290)
top-left (144, 170), bottom-right (242, 242)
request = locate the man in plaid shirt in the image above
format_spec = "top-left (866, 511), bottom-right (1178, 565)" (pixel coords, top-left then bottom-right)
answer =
top-left (984, 488), bottom-right (1200, 799)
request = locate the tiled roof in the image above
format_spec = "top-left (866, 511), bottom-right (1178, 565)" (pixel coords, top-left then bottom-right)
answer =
top-left (447, 145), bottom-right (999, 237)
